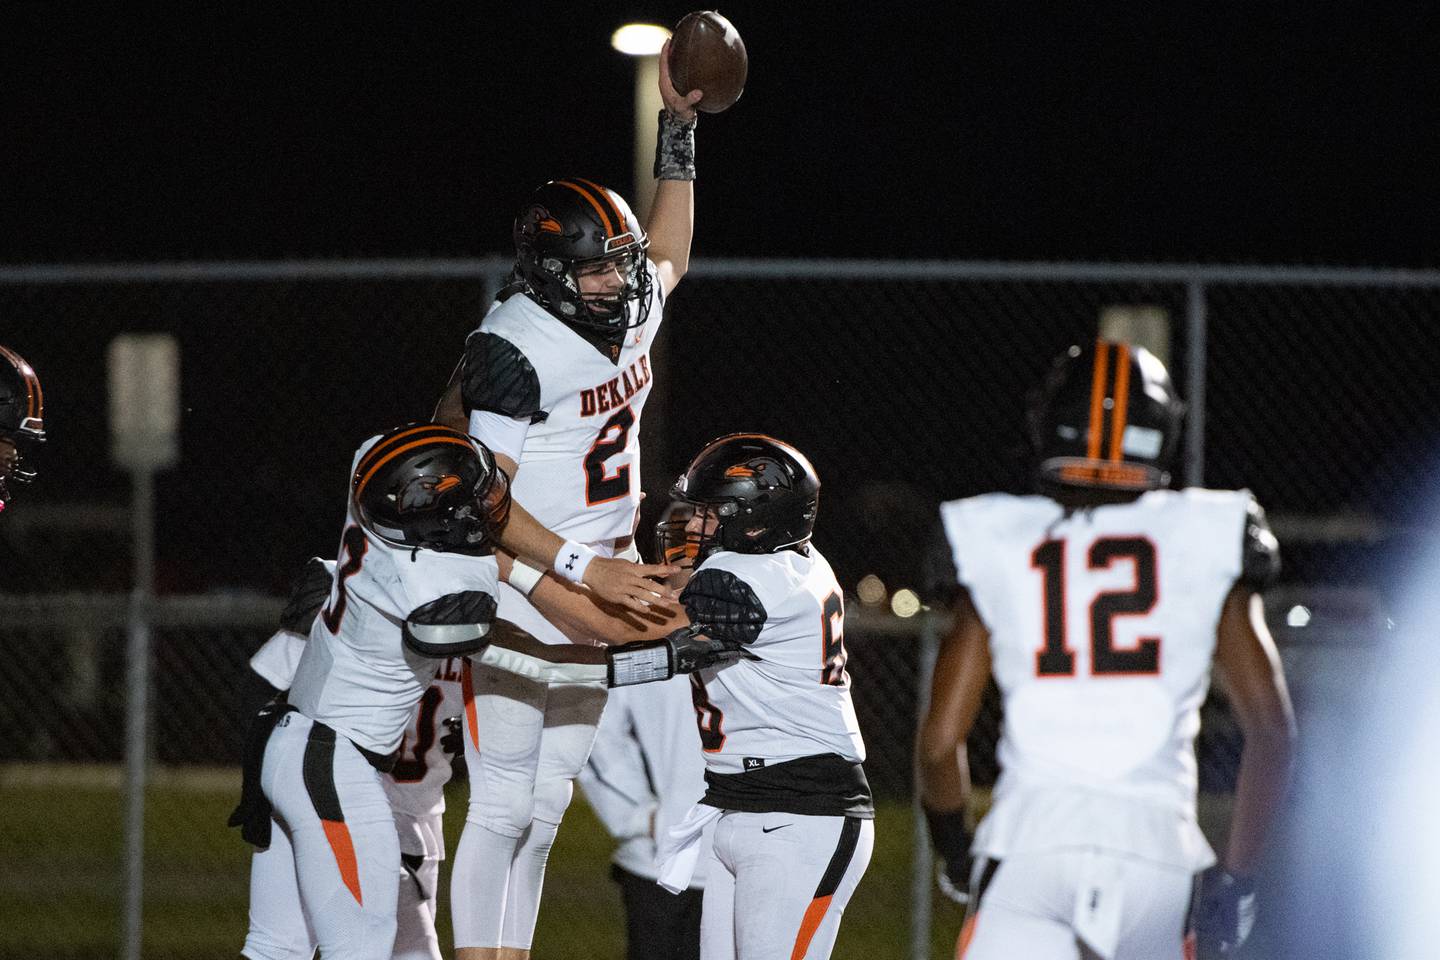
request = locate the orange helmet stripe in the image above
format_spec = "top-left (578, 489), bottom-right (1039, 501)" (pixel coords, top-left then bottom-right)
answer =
top-left (1108, 341), bottom-right (1132, 462)
top-left (0, 345), bottom-right (42, 425)
top-left (574, 178), bottom-right (628, 234)
top-left (554, 180), bottom-right (615, 237)
top-left (354, 436), bottom-right (475, 503)
top-left (354, 424), bottom-right (454, 480)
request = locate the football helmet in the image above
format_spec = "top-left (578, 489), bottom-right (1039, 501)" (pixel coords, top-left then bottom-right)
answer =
top-left (352, 423), bottom-right (511, 554)
top-left (657, 434), bottom-right (820, 561)
top-left (512, 179), bottom-right (652, 343)
top-left (0, 345), bottom-right (45, 510)
top-left (1028, 338), bottom-right (1184, 494)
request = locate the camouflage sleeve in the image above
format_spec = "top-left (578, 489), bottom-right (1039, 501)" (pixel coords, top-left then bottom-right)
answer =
top-left (680, 568), bottom-right (767, 647)
top-left (461, 331), bottom-right (543, 422)
top-left (1238, 496), bottom-right (1281, 592)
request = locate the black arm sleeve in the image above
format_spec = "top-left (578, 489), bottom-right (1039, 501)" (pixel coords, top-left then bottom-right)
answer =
top-left (1239, 496), bottom-right (1281, 591)
top-left (679, 568), bottom-right (767, 646)
top-left (278, 557), bottom-right (334, 635)
top-left (460, 331), bottom-right (544, 423)
top-left (921, 511), bottom-right (962, 610)
top-left (402, 590), bottom-right (498, 658)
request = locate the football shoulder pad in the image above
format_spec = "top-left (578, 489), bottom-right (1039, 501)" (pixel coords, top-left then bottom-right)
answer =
top-left (1239, 496), bottom-right (1281, 591)
top-left (278, 557), bottom-right (336, 635)
top-left (461, 331), bottom-right (543, 422)
top-left (402, 590), bottom-right (498, 658)
top-left (680, 568), bottom-right (767, 646)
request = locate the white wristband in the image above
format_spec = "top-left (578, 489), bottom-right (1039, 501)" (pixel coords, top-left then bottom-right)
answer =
top-left (554, 539), bottom-right (598, 584)
top-left (507, 559), bottom-right (545, 598)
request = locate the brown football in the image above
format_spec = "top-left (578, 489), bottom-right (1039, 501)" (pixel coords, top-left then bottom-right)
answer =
top-left (668, 11), bottom-right (748, 113)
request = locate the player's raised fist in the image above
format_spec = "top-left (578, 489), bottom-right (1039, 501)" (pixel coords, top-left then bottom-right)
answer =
top-left (665, 11), bottom-right (747, 115)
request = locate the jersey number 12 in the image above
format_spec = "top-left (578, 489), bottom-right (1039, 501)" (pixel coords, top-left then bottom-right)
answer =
top-left (1031, 536), bottom-right (1160, 677)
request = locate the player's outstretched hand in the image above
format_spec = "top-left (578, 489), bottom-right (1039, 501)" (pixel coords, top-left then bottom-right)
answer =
top-left (583, 556), bottom-right (681, 614)
top-left (1194, 866), bottom-right (1257, 959)
top-left (658, 39), bottom-right (704, 121)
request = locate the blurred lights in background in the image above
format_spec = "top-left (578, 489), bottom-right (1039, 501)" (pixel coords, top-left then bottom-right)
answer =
top-left (890, 588), bottom-right (921, 618)
top-left (1286, 605), bottom-right (1311, 628)
top-left (856, 574), bottom-right (887, 606)
top-left (610, 23), bottom-right (671, 56)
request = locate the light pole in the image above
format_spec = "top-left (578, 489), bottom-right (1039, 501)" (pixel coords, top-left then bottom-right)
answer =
top-left (611, 22), bottom-right (675, 504)
top-left (611, 23), bottom-right (670, 222)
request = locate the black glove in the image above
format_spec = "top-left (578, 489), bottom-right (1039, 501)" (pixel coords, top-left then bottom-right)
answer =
top-left (1194, 866), bottom-right (1257, 959)
top-left (279, 557), bottom-right (334, 634)
top-left (668, 623), bottom-right (745, 674)
top-left (923, 804), bottom-right (975, 905)
top-left (440, 716), bottom-right (464, 759)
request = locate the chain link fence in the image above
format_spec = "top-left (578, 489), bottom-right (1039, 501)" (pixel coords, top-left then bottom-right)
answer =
top-left (0, 258), bottom-right (1432, 958)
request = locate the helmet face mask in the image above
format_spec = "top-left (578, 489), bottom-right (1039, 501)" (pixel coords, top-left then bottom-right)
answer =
top-left (658, 434), bottom-right (821, 561)
top-left (1029, 339), bottom-right (1184, 499)
top-left (353, 424), bottom-right (512, 554)
top-left (514, 180), bottom-right (652, 343)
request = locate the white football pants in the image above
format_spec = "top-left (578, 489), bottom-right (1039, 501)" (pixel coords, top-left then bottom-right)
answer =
top-left (451, 581), bottom-right (608, 950)
top-left (700, 811), bottom-right (874, 960)
top-left (259, 712), bottom-right (400, 960)
top-left (958, 850), bottom-right (1197, 960)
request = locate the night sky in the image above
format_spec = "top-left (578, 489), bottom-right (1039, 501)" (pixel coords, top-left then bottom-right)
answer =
top-left (3, 3), bottom-right (1437, 594)
top-left (6, 3), bottom-right (1435, 267)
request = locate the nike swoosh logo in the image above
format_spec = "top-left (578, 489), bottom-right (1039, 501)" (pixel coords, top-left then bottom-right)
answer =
top-left (761, 824), bottom-right (791, 834)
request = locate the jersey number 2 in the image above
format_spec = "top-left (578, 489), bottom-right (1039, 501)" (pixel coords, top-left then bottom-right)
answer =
top-left (1031, 536), bottom-right (1160, 677)
top-left (583, 406), bottom-right (634, 505)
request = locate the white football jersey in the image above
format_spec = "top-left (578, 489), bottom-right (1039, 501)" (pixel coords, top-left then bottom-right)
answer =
top-left (383, 657), bottom-right (465, 819)
top-left (689, 547), bottom-right (867, 777)
top-left (289, 440), bottom-right (501, 756)
top-left (468, 262), bottom-right (665, 544)
top-left (940, 487), bottom-right (1256, 869)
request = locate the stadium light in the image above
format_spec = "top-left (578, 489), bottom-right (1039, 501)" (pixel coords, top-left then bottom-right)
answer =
top-left (611, 23), bottom-right (670, 56)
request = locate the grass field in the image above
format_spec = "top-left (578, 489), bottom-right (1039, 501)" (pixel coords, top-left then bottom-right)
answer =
top-left (0, 769), bottom-right (969, 960)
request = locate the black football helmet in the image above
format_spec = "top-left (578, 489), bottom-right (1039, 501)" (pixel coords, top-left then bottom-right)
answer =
top-left (351, 423), bottom-right (511, 554)
top-left (1028, 338), bottom-right (1184, 495)
top-left (513, 179), bottom-right (652, 343)
top-left (657, 434), bottom-right (821, 561)
top-left (0, 345), bottom-right (45, 511)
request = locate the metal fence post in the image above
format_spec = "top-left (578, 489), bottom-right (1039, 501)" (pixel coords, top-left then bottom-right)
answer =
top-left (911, 615), bottom-right (941, 960)
top-left (122, 468), bottom-right (155, 960)
top-left (1185, 280), bottom-right (1208, 488)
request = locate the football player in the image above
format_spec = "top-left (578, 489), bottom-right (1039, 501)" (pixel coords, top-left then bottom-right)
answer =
top-left (0, 345), bottom-right (45, 514)
top-left (648, 435), bottom-right (875, 960)
top-left (236, 423), bottom-right (713, 960)
top-left (917, 340), bottom-right (1297, 960)
top-left (435, 44), bottom-right (705, 960)
top-left (235, 557), bottom-right (468, 960)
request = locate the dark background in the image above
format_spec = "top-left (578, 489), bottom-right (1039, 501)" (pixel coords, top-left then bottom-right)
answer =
top-left (5, 3), bottom-right (1436, 266)
top-left (3, 3), bottom-right (1437, 594)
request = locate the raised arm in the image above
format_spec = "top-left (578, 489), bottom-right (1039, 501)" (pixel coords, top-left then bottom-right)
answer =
top-left (646, 40), bottom-right (704, 296)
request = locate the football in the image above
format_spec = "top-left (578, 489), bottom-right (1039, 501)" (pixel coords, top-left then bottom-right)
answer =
top-left (668, 11), bottom-right (748, 113)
